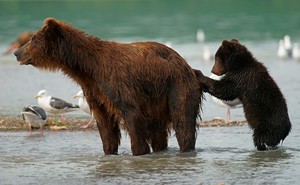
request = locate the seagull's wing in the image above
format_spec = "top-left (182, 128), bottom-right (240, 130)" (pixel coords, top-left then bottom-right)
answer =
top-left (21, 106), bottom-right (32, 120)
top-left (50, 97), bottom-right (79, 109)
top-left (31, 106), bottom-right (47, 120)
top-left (223, 99), bottom-right (242, 107)
top-left (21, 109), bottom-right (26, 120)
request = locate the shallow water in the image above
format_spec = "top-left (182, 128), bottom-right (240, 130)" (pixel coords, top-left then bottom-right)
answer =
top-left (1, 0), bottom-right (300, 184)
top-left (1, 128), bottom-right (300, 185)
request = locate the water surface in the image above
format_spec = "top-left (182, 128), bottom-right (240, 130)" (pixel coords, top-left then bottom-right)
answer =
top-left (1, 128), bottom-right (299, 185)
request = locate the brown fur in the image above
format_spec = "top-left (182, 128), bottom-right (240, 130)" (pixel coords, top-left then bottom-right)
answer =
top-left (14, 18), bottom-right (203, 155)
top-left (199, 39), bottom-right (291, 150)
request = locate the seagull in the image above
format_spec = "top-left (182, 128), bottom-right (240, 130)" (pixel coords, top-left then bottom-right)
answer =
top-left (164, 41), bottom-right (173, 48)
top-left (283, 35), bottom-right (292, 57)
top-left (73, 90), bottom-right (95, 128)
top-left (202, 46), bottom-right (214, 61)
top-left (277, 39), bottom-right (288, 59)
top-left (21, 105), bottom-right (47, 134)
top-left (196, 29), bottom-right (205, 43)
top-left (292, 43), bottom-right (300, 60)
top-left (209, 74), bottom-right (243, 121)
top-left (35, 90), bottom-right (79, 121)
top-left (73, 90), bottom-right (90, 114)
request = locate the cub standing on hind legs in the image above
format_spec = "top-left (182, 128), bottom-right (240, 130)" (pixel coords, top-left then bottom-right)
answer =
top-left (198, 39), bottom-right (291, 150)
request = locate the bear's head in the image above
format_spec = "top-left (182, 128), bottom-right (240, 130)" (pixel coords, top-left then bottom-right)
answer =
top-left (212, 39), bottom-right (252, 75)
top-left (14, 18), bottom-right (82, 71)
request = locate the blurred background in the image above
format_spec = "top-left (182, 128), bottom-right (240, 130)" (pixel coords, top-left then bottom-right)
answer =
top-left (0, 0), bottom-right (299, 121)
top-left (0, 0), bottom-right (299, 43)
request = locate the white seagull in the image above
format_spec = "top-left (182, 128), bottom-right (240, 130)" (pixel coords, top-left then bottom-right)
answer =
top-left (164, 41), bottom-right (173, 48)
top-left (35, 90), bottom-right (79, 121)
top-left (292, 43), bottom-right (300, 60)
top-left (202, 46), bottom-right (214, 61)
top-left (196, 29), bottom-right (205, 43)
top-left (73, 90), bottom-right (95, 128)
top-left (283, 35), bottom-right (292, 57)
top-left (277, 39), bottom-right (288, 59)
top-left (21, 105), bottom-right (47, 134)
top-left (209, 74), bottom-right (243, 121)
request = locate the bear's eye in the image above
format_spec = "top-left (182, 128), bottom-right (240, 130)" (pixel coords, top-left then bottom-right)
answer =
top-left (29, 35), bottom-right (37, 44)
top-left (30, 35), bottom-right (42, 47)
top-left (31, 35), bottom-right (36, 41)
top-left (30, 38), bottom-right (37, 46)
top-left (30, 35), bottom-right (46, 50)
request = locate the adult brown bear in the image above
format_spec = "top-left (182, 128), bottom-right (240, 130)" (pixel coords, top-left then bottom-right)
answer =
top-left (14, 18), bottom-right (203, 156)
top-left (199, 39), bottom-right (291, 150)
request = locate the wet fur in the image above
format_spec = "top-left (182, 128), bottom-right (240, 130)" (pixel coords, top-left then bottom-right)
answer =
top-left (14, 18), bottom-right (203, 155)
top-left (199, 39), bottom-right (291, 150)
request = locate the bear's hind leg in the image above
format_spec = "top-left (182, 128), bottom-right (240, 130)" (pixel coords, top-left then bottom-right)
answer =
top-left (150, 121), bottom-right (169, 152)
top-left (253, 128), bottom-right (282, 151)
top-left (171, 107), bottom-right (197, 152)
top-left (169, 88), bottom-right (199, 152)
top-left (173, 119), bottom-right (196, 152)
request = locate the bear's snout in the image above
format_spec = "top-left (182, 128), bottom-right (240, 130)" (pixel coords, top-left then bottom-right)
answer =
top-left (13, 49), bottom-right (20, 57)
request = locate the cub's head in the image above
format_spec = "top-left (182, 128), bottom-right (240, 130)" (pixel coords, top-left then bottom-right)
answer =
top-left (14, 18), bottom-right (77, 71)
top-left (212, 39), bottom-right (252, 75)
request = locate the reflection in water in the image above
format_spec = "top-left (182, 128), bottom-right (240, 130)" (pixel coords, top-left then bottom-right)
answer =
top-left (93, 151), bottom-right (205, 184)
top-left (248, 148), bottom-right (292, 165)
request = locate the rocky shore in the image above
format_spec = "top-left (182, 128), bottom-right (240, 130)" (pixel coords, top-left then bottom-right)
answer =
top-left (0, 115), bottom-right (247, 131)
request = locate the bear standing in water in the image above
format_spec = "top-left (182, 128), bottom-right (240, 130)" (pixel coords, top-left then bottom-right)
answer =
top-left (14, 18), bottom-right (203, 156)
top-left (199, 39), bottom-right (291, 150)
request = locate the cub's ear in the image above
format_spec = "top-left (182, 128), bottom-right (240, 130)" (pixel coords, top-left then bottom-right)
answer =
top-left (222, 39), bottom-right (236, 51)
top-left (222, 40), bottom-right (230, 46)
top-left (222, 40), bottom-right (233, 51)
top-left (230, 39), bottom-right (239, 43)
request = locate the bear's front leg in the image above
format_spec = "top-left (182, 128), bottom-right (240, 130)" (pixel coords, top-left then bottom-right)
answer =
top-left (197, 74), bottom-right (213, 93)
top-left (86, 93), bottom-right (121, 155)
top-left (92, 105), bottom-right (120, 155)
top-left (125, 112), bottom-right (151, 155)
top-left (96, 118), bottom-right (121, 155)
top-left (199, 75), bottom-right (239, 101)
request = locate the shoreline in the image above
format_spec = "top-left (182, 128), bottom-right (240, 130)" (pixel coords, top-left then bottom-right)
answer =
top-left (0, 115), bottom-right (247, 132)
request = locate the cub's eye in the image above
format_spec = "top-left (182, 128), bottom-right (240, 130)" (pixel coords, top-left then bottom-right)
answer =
top-left (215, 56), bottom-right (222, 62)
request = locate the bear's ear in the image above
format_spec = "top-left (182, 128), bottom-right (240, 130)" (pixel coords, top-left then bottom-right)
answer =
top-left (222, 40), bottom-right (234, 50)
top-left (231, 39), bottom-right (239, 43)
top-left (222, 40), bottom-right (229, 46)
top-left (222, 39), bottom-right (238, 52)
top-left (44, 18), bottom-right (61, 31)
top-left (44, 18), bottom-right (63, 39)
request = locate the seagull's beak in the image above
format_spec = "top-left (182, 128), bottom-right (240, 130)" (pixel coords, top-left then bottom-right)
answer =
top-left (72, 95), bottom-right (78, 99)
top-left (34, 95), bottom-right (40, 99)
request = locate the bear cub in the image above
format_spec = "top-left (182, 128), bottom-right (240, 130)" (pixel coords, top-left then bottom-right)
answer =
top-left (199, 39), bottom-right (291, 150)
